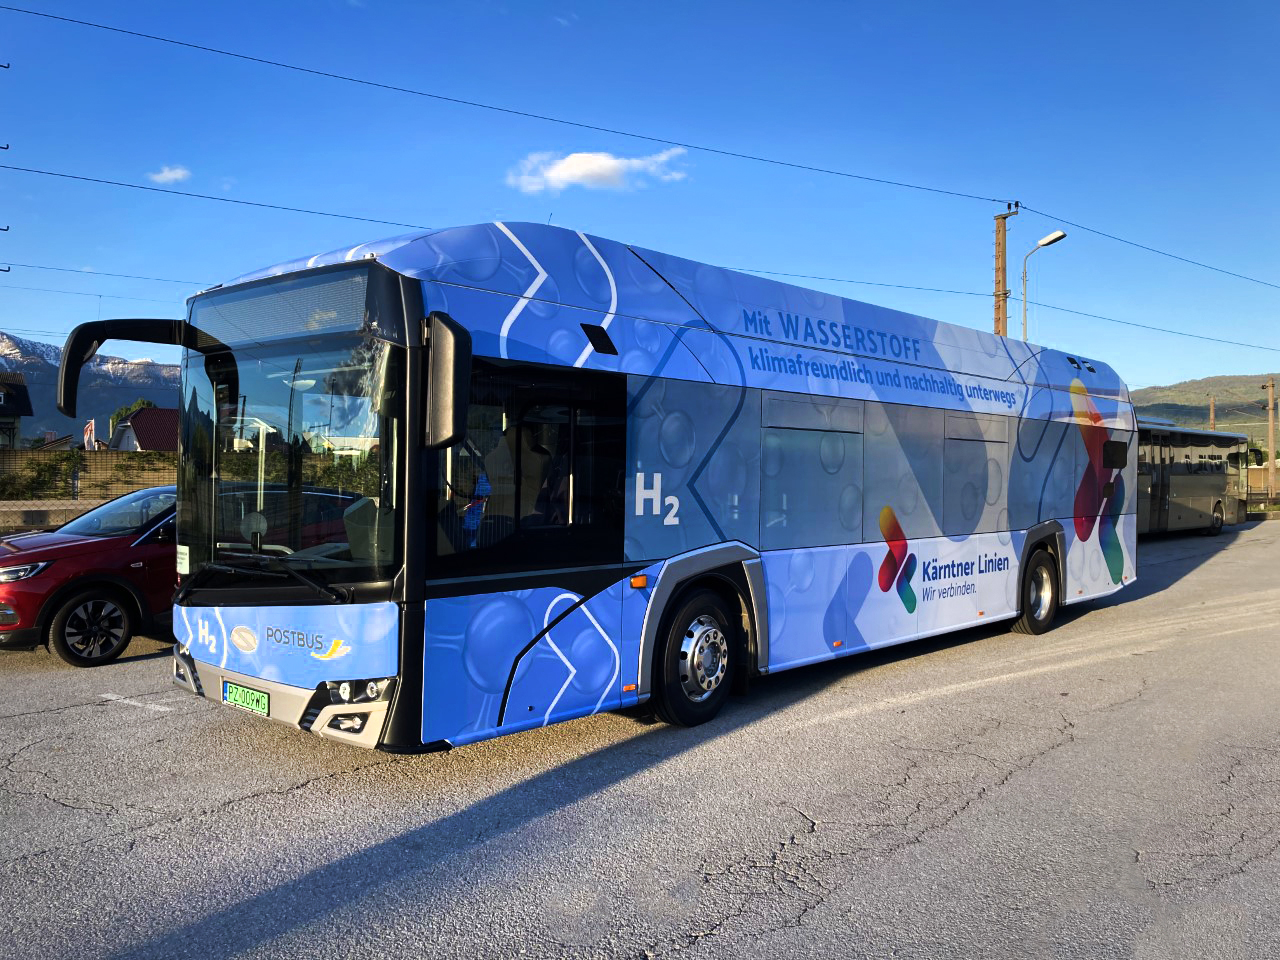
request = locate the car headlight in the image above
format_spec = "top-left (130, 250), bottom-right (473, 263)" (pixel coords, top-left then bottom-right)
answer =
top-left (0, 562), bottom-right (50, 583)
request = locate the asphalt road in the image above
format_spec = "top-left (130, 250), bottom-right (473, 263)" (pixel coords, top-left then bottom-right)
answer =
top-left (2, 523), bottom-right (1278, 960)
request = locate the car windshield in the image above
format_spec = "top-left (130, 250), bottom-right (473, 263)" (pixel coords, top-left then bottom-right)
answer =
top-left (60, 488), bottom-right (176, 538)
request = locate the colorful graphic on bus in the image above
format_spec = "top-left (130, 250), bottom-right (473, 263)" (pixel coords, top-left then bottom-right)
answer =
top-left (58, 220), bottom-right (1138, 751)
top-left (878, 506), bottom-right (918, 613)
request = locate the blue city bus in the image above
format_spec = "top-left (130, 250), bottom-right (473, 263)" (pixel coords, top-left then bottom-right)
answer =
top-left (57, 222), bottom-right (1136, 751)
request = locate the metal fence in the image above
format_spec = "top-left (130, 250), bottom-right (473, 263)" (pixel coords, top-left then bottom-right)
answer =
top-left (0, 449), bottom-right (177, 533)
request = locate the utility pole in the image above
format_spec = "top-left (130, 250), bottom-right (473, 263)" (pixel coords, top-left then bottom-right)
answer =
top-left (1265, 377), bottom-right (1277, 499)
top-left (993, 202), bottom-right (1020, 336)
top-left (1209, 395), bottom-right (1216, 430)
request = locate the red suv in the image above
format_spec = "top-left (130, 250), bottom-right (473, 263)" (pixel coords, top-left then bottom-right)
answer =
top-left (0, 486), bottom-right (177, 666)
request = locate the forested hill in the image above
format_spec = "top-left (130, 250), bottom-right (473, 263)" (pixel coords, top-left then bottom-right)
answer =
top-left (1130, 373), bottom-right (1279, 432)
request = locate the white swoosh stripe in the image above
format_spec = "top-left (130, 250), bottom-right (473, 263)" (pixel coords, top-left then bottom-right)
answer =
top-left (541, 592), bottom-right (581, 726)
top-left (573, 231), bottom-right (617, 368)
top-left (580, 603), bottom-right (620, 715)
top-left (495, 222), bottom-right (548, 360)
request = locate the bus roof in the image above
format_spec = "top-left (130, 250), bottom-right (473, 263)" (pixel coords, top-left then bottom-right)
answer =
top-left (219, 221), bottom-right (1131, 415)
top-left (1137, 418), bottom-right (1249, 442)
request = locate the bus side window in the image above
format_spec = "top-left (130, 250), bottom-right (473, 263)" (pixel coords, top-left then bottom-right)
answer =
top-left (433, 359), bottom-right (625, 574)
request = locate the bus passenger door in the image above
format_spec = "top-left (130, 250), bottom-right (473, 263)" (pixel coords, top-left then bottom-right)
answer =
top-left (1152, 443), bottom-right (1172, 532)
top-left (1136, 450), bottom-right (1152, 535)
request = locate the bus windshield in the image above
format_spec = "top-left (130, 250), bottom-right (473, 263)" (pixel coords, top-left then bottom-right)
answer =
top-left (177, 269), bottom-right (403, 588)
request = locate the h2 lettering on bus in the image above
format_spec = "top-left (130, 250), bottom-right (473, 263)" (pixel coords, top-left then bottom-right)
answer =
top-left (198, 617), bottom-right (216, 653)
top-left (635, 473), bottom-right (680, 525)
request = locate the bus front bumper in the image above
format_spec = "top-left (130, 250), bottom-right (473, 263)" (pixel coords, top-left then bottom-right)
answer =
top-left (172, 646), bottom-right (391, 750)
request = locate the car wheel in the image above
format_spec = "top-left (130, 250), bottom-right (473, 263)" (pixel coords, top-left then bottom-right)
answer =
top-left (1012, 550), bottom-right (1059, 636)
top-left (653, 590), bottom-right (736, 727)
top-left (47, 589), bottom-right (135, 667)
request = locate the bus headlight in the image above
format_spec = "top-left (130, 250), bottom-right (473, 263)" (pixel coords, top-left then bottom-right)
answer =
top-left (325, 677), bottom-right (394, 705)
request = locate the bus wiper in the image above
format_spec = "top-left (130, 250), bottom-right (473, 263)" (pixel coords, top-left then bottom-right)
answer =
top-left (173, 556), bottom-right (348, 604)
top-left (173, 559), bottom-right (287, 604)
top-left (234, 554), bottom-right (349, 604)
top-left (173, 565), bottom-right (217, 604)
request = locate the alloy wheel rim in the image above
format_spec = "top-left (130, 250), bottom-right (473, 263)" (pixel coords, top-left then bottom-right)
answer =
top-left (65, 600), bottom-right (127, 658)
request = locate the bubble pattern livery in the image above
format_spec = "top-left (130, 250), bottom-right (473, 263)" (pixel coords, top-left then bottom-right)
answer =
top-left (205, 222), bottom-right (1137, 747)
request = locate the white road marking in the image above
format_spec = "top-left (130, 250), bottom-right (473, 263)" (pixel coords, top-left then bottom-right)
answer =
top-left (785, 612), bottom-right (1271, 734)
top-left (99, 694), bottom-right (176, 712)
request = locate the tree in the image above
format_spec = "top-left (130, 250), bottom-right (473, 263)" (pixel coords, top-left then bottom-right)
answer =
top-left (108, 397), bottom-right (155, 437)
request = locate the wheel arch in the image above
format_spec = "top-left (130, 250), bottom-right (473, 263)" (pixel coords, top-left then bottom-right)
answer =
top-left (1017, 520), bottom-right (1065, 613)
top-left (36, 576), bottom-right (147, 645)
top-left (635, 542), bottom-right (765, 701)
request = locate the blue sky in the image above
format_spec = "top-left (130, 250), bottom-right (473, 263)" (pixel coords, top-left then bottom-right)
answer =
top-left (1, 0), bottom-right (1277, 397)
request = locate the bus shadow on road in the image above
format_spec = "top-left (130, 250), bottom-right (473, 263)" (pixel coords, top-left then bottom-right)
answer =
top-left (1094, 523), bottom-right (1255, 608)
top-left (107, 619), bottom-right (1030, 960)
top-left (108, 527), bottom-right (1259, 959)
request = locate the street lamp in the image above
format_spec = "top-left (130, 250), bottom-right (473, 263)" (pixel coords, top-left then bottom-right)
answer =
top-left (1021, 230), bottom-right (1067, 341)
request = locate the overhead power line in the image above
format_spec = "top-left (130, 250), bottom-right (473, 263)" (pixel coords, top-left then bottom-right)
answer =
top-left (735, 268), bottom-right (988, 298)
top-left (0, 5), bottom-right (1007, 206)
top-left (1019, 205), bottom-right (1280, 293)
top-left (738, 267), bottom-right (1280, 354)
top-left (0, 281), bottom-right (181, 304)
top-left (5, 6), bottom-right (1278, 293)
top-left (2, 261), bottom-right (210, 284)
top-left (1022, 299), bottom-right (1280, 353)
top-left (0, 163), bottom-right (432, 230)
top-left (3, 252), bottom-right (1276, 357)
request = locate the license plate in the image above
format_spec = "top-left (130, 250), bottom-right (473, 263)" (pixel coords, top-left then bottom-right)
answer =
top-left (223, 680), bottom-right (270, 717)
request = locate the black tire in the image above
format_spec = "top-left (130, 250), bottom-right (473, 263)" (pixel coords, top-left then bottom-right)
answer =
top-left (47, 589), bottom-right (135, 667)
top-left (1205, 503), bottom-right (1224, 536)
top-left (653, 590), bottom-right (737, 727)
top-left (1012, 550), bottom-right (1059, 636)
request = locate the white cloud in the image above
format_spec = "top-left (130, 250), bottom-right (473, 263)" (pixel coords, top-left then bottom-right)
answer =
top-left (147, 165), bottom-right (191, 185)
top-left (505, 148), bottom-right (687, 194)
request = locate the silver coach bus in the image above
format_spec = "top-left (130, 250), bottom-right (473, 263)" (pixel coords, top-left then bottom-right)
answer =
top-left (1137, 418), bottom-right (1261, 535)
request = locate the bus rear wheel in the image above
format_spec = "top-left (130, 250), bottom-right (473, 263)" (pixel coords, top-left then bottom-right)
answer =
top-left (1012, 550), bottom-right (1058, 636)
top-left (653, 590), bottom-right (736, 727)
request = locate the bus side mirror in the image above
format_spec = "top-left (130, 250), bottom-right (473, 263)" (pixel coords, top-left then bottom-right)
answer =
top-left (1251, 448), bottom-right (1265, 466)
top-left (58, 317), bottom-right (237, 418)
top-left (59, 319), bottom-right (182, 417)
top-left (424, 312), bottom-right (471, 450)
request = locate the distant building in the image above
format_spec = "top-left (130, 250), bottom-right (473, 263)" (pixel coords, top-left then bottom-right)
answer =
top-left (0, 373), bottom-right (35, 449)
top-left (108, 407), bottom-right (179, 452)
top-left (34, 434), bottom-right (75, 451)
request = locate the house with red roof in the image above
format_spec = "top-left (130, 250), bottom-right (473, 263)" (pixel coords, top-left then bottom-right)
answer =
top-left (107, 406), bottom-right (179, 452)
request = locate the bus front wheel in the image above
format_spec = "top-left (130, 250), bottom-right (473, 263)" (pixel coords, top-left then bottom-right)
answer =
top-left (653, 590), bottom-right (736, 727)
top-left (1012, 550), bottom-right (1058, 636)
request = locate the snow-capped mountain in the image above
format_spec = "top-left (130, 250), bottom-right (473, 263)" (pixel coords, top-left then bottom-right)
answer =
top-left (0, 330), bottom-right (180, 442)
